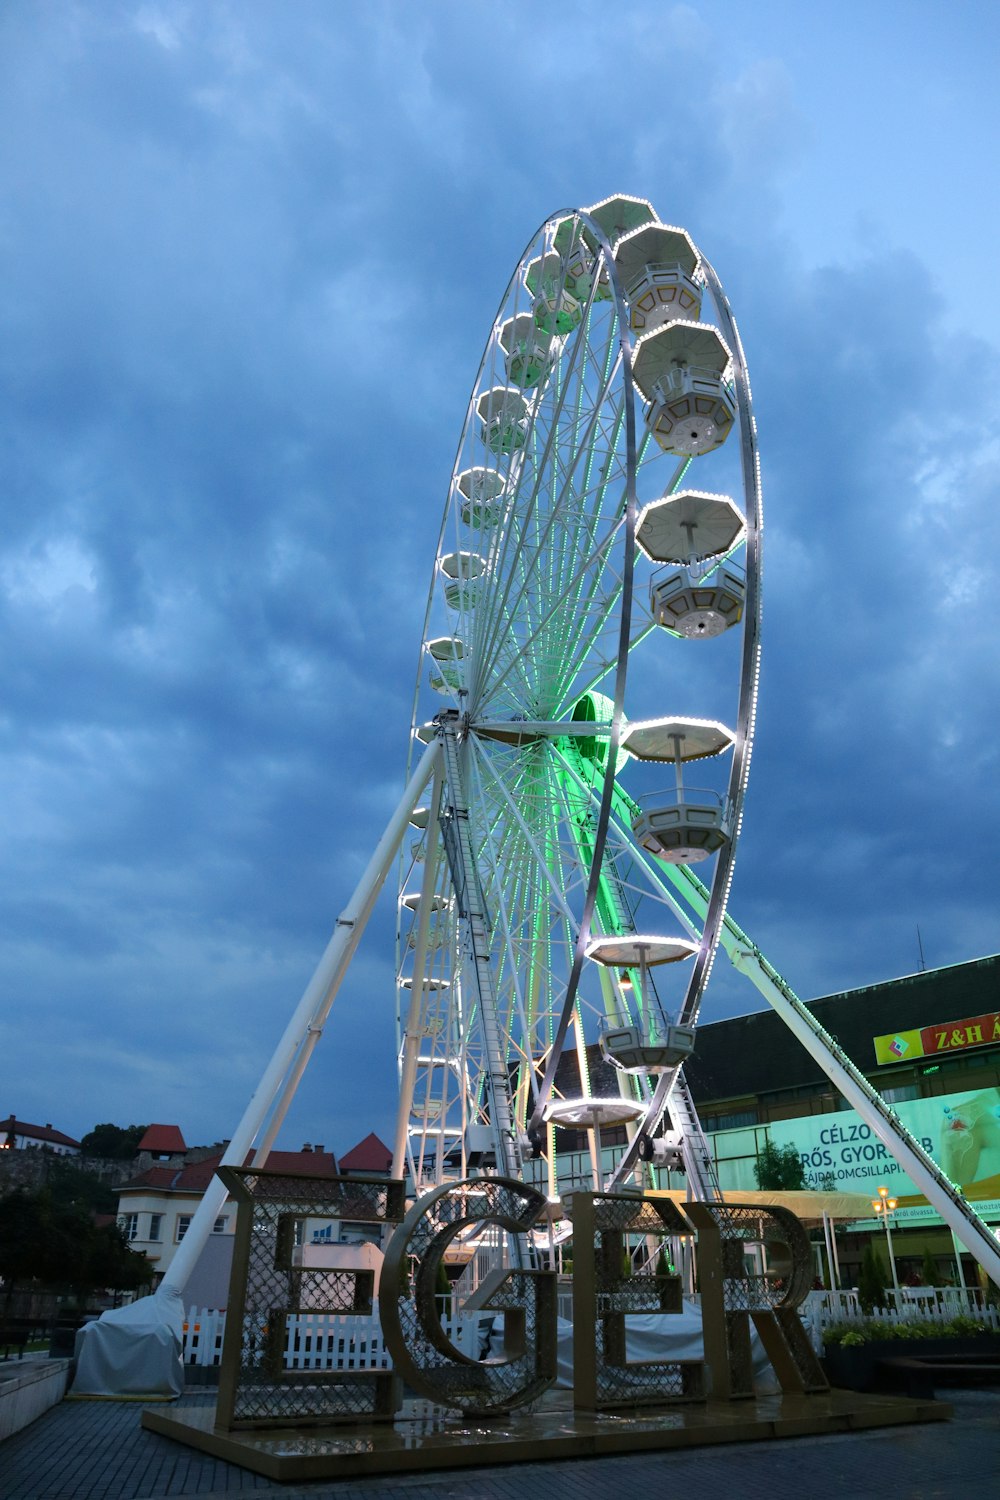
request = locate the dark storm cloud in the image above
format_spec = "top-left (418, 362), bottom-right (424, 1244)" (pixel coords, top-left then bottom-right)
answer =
top-left (0, 1), bottom-right (997, 1145)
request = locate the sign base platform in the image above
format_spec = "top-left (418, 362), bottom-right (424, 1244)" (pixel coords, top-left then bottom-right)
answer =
top-left (142, 1388), bottom-right (952, 1483)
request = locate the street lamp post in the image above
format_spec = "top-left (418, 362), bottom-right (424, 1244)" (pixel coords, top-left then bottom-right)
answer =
top-left (872, 1185), bottom-right (900, 1294)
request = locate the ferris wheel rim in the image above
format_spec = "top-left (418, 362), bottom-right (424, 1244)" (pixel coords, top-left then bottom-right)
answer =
top-left (397, 201), bottom-right (761, 1198)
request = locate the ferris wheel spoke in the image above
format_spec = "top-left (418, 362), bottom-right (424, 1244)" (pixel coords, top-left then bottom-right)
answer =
top-left (472, 518), bottom-right (627, 719)
top-left (468, 328), bottom-right (602, 694)
top-left (551, 740), bottom-right (704, 939)
top-left (469, 739), bottom-right (579, 933)
top-left (470, 348), bottom-right (626, 708)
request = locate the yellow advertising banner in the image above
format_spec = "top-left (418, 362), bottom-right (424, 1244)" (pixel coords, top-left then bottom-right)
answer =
top-left (872, 1028), bottom-right (924, 1066)
top-left (874, 1009), bottom-right (1000, 1066)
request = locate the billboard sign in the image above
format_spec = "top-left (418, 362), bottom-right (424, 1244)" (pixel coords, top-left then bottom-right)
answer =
top-left (764, 1084), bottom-right (1000, 1228)
top-left (873, 1010), bottom-right (1000, 1066)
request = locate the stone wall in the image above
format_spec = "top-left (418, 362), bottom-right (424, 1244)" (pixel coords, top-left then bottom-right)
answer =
top-left (0, 1149), bottom-right (134, 1194)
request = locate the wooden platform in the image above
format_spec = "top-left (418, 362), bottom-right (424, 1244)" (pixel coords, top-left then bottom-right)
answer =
top-left (142, 1388), bottom-right (952, 1483)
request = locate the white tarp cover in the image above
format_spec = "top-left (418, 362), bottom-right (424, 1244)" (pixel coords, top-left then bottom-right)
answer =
top-left (71, 1287), bottom-right (184, 1397)
top-left (554, 1299), bottom-right (782, 1394)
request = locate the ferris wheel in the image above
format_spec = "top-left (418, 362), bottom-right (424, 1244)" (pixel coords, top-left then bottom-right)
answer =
top-left (394, 196), bottom-right (762, 1204)
top-left (150, 199), bottom-right (1000, 1329)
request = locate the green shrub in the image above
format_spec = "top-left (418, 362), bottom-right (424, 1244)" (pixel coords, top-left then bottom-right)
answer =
top-left (945, 1314), bottom-right (985, 1337)
top-left (858, 1241), bottom-right (889, 1313)
top-left (822, 1316), bottom-right (992, 1347)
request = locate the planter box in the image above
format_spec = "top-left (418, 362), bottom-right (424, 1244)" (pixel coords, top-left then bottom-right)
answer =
top-left (0, 1359), bottom-right (72, 1441)
top-left (823, 1334), bottom-right (1000, 1393)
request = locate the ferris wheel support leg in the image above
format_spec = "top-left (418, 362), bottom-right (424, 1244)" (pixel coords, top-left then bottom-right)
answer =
top-left (727, 945), bottom-right (1000, 1290)
top-left (393, 766), bottom-right (445, 1179)
top-left (157, 737), bottom-right (442, 1303)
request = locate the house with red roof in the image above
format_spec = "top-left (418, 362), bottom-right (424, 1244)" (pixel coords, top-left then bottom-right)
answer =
top-left (137, 1124), bottom-right (188, 1161)
top-left (0, 1115), bottom-right (81, 1155)
top-left (115, 1134), bottom-right (340, 1286)
top-left (338, 1132), bottom-right (392, 1176)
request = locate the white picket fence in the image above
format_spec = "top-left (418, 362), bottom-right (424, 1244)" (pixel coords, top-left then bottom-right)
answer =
top-left (183, 1289), bottom-right (1000, 1369)
top-left (181, 1306), bottom-right (483, 1369)
top-left (808, 1286), bottom-right (1000, 1334)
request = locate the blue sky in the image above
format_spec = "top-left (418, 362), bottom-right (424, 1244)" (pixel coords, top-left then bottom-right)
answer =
top-left (2, 0), bottom-right (998, 1155)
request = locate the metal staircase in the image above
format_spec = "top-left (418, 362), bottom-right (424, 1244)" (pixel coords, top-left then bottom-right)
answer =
top-left (438, 717), bottom-right (523, 1183)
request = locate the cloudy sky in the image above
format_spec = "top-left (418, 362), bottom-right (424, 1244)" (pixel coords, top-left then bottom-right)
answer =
top-left (2, 0), bottom-right (998, 1156)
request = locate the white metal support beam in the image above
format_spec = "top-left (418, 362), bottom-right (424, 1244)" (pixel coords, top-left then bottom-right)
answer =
top-left (159, 736), bottom-right (442, 1299)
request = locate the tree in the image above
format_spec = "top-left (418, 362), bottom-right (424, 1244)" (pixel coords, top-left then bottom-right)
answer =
top-left (0, 1188), bottom-right (153, 1309)
top-left (79, 1123), bottom-right (148, 1160)
top-left (81, 1223), bottom-right (154, 1302)
top-left (654, 1247), bottom-right (676, 1310)
top-left (47, 1160), bottom-right (117, 1216)
top-left (753, 1138), bottom-right (806, 1191)
top-left (858, 1240), bottom-right (888, 1313)
top-left (0, 1190), bottom-right (48, 1316)
top-left (921, 1247), bottom-right (939, 1287)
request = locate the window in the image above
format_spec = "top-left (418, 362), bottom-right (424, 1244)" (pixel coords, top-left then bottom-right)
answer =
top-left (120, 1213), bottom-right (139, 1242)
top-left (704, 1109), bottom-right (758, 1133)
top-left (176, 1214), bottom-right (192, 1242)
top-left (212, 1216), bottom-right (229, 1234)
top-left (149, 1213), bottom-right (163, 1241)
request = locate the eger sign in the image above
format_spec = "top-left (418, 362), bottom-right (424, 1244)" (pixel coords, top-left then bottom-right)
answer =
top-left (215, 1170), bottom-right (825, 1430)
top-left (873, 1009), bottom-right (1000, 1067)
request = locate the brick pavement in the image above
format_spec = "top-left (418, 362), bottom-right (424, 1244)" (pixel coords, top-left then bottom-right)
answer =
top-left (1, 1389), bottom-right (998, 1500)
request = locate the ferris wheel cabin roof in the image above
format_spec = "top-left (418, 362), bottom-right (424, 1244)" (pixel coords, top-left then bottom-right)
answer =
top-left (544, 1095), bottom-right (647, 1129)
top-left (456, 467), bottom-right (505, 501)
top-left (623, 716), bottom-right (735, 761)
top-left (586, 934), bottom-right (697, 967)
top-left (632, 319), bottom-right (732, 399)
top-left (524, 251), bottom-right (565, 296)
top-left (499, 313), bottom-right (538, 351)
top-left (636, 490), bottom-right (745, 564)
top-left (476, 385), bottom-right (529, 423)
top-left (613, 223), bottom-right (699, 280)
top-left (583, 194), bottom-right (659, 247)
top-left (439, 550), bottom-right (487, 580)
top-left (426, 636), bottom-right (466, 661)
top-left (400, 892), bottom-right (450, 913)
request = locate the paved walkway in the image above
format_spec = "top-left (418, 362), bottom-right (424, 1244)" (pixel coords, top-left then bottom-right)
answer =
top-left (1, 1388), bottom-right (998, 1500)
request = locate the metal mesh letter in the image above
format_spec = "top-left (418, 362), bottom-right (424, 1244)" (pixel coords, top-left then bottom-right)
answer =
top-left (683, 1200), bottom-right (827, 1399)
top-left (380, 1176), bottom-right (556, 1414)
top-left (567, 1190), bottom-right (704, 1411)
top-left (216, 1168), bottom-right (405, 1429)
